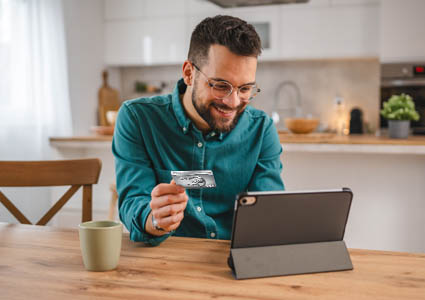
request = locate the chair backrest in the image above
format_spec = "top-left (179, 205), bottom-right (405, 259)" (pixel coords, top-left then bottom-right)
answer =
top-left (0, 159), bottom-right (102, 225)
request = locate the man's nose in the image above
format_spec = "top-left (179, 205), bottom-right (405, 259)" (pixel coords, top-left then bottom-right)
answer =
top-left (222, 89), bottom-right (241, 109)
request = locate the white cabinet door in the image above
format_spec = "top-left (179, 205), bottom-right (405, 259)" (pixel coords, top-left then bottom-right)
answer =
top-left (186, 0), bottom-right (225, 15)
top-left (104, 0), bottom-right (145, 20)
top-left (144, 17), bottom-right (188, 65)
top-left (105, 20), bottom-right (145, 65)
top-left (279, 3), bottom-right (379, 59)
top-left (145, 0), bottom-right (186, 17)
top-left (380, 0), bottom-right (425, 63)
top-left (230, 6), bottom-right (281, 61)
top-left (105, 18), bottom-right (187, 66)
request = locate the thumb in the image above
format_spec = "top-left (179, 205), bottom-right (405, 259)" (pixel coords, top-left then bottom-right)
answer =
top-left (170, 179), bottom-right (185, 193)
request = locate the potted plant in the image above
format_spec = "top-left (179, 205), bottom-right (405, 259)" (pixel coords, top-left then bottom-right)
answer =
top-left (380, 93), bottom-right (420, 139)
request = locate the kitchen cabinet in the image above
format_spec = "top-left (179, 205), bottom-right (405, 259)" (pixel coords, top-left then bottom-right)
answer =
top-left (104, 0), bottom-right (381, 66)
top-left (105, 17), bottom-right (187, 66)
top-left (104, 0), bottom-right (185, 20)
top-left (104, 0), bottom-right (144, 20)
top-left (229, 6), bottom-right (282, 61)
top-left (278, 2), bottom-right (379, 59)
top-left (105, 20), bottom-right (143, 65)
top-left (379, 0), bottom-right (425, 63)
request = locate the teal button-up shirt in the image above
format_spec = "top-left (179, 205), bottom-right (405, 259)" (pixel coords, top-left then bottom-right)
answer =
top-left (112, 79), bottom-right (284, 246)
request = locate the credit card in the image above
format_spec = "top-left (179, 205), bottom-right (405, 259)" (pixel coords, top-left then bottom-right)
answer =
top-left (171, 170), bottom-right (216, 189)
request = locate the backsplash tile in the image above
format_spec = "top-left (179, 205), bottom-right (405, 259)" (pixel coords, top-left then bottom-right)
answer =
top-left (120, 58), bottom-right (380, 132)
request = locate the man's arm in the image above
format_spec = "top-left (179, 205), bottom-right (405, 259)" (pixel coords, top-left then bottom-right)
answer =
top-left (247, 117), bottom-right (285, 191)
top-left (112, 103), bottom-right (187, 245)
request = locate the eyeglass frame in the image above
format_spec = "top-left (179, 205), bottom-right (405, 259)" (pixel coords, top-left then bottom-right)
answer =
top-left (191, 62), bottom-right (261, 101)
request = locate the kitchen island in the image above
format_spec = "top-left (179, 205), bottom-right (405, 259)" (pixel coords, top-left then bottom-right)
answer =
top-left (49, 133), bottom-right (425, 253)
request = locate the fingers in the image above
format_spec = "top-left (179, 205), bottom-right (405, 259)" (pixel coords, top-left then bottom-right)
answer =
top-left (151, 181), bottom-right (185, 197)
top-left (153, 201), bottom-right (187, 219)
top-left (149, 181), bottom-right (188, 233)
top-left (154, 212), bottom-right (184, 232)
top-left (150, 192), bottom-right (188, 210)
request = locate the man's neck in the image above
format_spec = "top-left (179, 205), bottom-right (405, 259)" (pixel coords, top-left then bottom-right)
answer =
top-left (181, 90), bottom-right (210, 133)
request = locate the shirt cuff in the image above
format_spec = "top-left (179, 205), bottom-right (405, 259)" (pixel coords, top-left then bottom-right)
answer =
top-left (135, 207), bottom-right (172, 246)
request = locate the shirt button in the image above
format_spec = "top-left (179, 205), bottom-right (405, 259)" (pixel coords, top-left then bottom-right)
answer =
top-left (197, 142), bottom-right (203, 147)
top-left (211, 132), bottom-right (215, 136)
top-left (183, 127), bottom-right (187, 132)
top-left (196, 206), bottom-right (202, 212)
top-left (210, 232), bottom-right (216, 238)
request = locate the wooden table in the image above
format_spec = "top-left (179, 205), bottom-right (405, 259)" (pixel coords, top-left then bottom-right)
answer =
top-left (1, 224), bottom-right (424, 300)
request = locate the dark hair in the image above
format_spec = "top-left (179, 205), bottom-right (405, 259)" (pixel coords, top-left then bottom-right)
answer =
top-left (188, 15), bottom-right (262, 67)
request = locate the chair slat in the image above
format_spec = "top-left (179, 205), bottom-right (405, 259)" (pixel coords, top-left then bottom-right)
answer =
top-left (0, 159), bottom-right (102, 225)
top-left (0, 159), bottom-right (102, 187)
top-left (0, 191), bottom-right (32, 224)
top-left (82, 185), bottom-right (93, 222)
top-left (36, 185), bottom-right (81, 225)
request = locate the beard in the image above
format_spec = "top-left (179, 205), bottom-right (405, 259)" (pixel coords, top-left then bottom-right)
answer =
top-left (191, 78), bottom-right (246, 133)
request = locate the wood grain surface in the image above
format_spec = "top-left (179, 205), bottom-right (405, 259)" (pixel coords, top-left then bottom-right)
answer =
top-left (1, 224), bottom-right (424, 300)
top-left (278, 132), bottom-right (425, 145)
top-left (49, 134), bottom-right (425, 146)
top-left (0, 160), bottom-right (101, 225)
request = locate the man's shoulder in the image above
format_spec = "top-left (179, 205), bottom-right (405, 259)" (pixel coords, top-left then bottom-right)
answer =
top-left (244, 106), bottom-right (272, 122)
top-left (123, 94), bottom-right (172, 110)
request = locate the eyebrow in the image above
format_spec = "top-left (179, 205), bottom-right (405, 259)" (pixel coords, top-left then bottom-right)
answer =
top-left (210, 77), bottom-right (256, 87)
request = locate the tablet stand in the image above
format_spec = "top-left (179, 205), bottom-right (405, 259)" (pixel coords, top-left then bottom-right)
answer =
top-left (229, 240), bottom-right (353, 280)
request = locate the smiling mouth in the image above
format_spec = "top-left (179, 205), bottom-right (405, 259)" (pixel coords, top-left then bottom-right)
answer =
top-left (212, 104), bottom-right (235, 118)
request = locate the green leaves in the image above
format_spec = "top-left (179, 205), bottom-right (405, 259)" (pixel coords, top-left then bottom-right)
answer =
top-left (380, 93), bottom-right (420, 121)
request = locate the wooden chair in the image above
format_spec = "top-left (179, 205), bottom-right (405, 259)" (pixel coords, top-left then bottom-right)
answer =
top-left (0, 159), bottom-right (102, 225)
top-left (108, 183), bottom-right (118, 220)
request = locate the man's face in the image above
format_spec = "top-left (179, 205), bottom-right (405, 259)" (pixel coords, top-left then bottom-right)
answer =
top-left (191, 45), bottom-right (257, 133)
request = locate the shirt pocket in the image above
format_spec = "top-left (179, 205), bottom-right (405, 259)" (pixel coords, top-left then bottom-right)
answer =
top-left (154, 168), bottom-right (172, 184)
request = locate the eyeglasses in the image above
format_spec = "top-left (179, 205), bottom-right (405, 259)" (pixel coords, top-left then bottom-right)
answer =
top-left (192, 63), bottom-right (260, 101)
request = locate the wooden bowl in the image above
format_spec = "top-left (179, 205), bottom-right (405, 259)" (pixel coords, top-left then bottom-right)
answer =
top-left (285, 118), bottom-right (319, 134)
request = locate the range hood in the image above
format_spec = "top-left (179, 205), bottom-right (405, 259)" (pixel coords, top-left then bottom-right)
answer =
top-left (206, 0), bottom-right (309, 8)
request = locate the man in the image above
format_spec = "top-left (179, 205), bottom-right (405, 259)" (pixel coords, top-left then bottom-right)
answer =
top-left (112, 15), bottom-right (284, 246)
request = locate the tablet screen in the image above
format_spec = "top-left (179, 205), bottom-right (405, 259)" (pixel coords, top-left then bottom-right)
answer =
top-left (231, 189), bottom-right (353, 248)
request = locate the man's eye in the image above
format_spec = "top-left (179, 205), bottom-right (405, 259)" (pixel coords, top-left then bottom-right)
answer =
top-left (213, 83), bottom-right (231, 91)
top-left (240, 86), bottom-right (253, 93)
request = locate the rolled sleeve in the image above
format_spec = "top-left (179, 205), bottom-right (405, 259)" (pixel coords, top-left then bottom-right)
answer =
top-left (247, 117), bottom-right (285, 191)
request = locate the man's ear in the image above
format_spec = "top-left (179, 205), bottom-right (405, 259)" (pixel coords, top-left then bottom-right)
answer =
top-left (182, 60), bottom-right (194, 86)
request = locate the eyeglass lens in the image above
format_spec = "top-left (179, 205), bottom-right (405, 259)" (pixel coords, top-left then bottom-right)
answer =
top-left (211, 81), bottom-right (258, 101)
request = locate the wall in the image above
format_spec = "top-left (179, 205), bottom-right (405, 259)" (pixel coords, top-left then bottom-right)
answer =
top-left (62, 0), bottom-right (106, 135)
top-left (119, 58), bottom-right (380, 132)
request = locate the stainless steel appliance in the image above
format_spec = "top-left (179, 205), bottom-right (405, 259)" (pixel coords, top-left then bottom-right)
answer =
top-left (380, 63), bottom-right (425, 135)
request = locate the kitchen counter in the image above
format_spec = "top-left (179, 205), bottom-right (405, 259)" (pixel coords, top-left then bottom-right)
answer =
top-left (278, 133), bottom-right (425, 155)
top-left (48, 134), bottom-right (425, 253)
top-left (50, 133), bottom-right (425, 145)
top-left (278, 132), bottom-right (425, 145)
top-left (50, 133), bottom-right (425, 154)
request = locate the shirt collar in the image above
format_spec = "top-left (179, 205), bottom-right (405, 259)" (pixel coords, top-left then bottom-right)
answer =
top-left (172, 79), bottom-right (191, 135)
top-left (171, 78), bottom-right (225, 140)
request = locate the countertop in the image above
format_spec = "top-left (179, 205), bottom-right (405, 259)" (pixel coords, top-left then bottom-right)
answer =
top-left (49, 133), bottom-right (425, 154)
top-left (49, 133), bottom-right (425, 145)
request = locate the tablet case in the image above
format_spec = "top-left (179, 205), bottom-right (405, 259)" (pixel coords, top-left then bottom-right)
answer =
top-left (228, 188), bottom-right (353, 279)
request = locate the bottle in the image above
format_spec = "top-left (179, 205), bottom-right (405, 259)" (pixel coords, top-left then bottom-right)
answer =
top-left (333, 96), bottom-right (347, 135)
top-left (349, 108), bottom-right (363, 134)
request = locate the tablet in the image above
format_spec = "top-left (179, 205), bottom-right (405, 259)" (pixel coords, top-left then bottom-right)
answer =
top-left (230, 188), bottom-right (353, 249)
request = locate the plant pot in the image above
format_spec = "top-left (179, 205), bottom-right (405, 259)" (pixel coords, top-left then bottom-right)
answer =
top-left (388, 120), bottom-right (410, 139)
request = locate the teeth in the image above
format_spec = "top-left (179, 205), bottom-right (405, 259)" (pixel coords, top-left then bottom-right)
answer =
top-left (216, 107), bottom-right (232, 114)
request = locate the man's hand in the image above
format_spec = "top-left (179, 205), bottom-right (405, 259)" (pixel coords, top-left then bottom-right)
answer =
top-left (146, 180), bottom-right (188, 236)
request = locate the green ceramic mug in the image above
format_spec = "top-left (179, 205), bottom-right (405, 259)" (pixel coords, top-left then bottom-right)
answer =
top-left (78, 220), bottom-right (123, 271)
